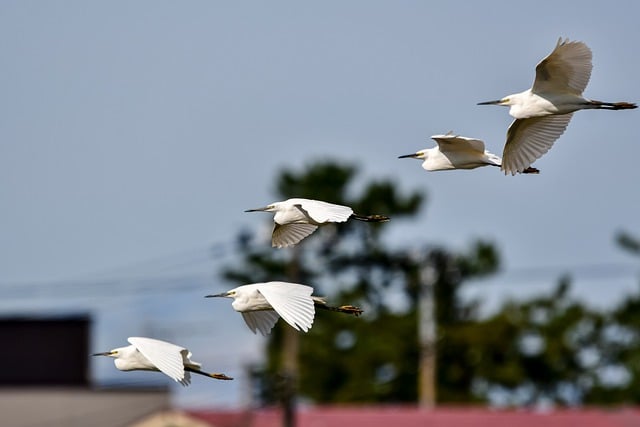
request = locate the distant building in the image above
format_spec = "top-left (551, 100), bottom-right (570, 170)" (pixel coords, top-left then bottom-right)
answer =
top-left (0, 315), bottom-right (169, 427)
top-left (0, 314), bottom-right (90, 386)
top-left (0, 388), bottom-right (169, 427)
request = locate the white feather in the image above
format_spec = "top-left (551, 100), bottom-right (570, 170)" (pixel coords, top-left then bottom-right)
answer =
top-left (128, 337), bottom-right (188, 385)
top-left (502, 113), bottom-right (573, 175)
top-left (257, 282), bottom-right (315, 332)
top-left (291, 199), bottom-right (353, 223)
top-left (532, 38), bottom-right (592, 96)
top-left (272, 223), bottom-right (318, 248)
top-left (241, 310), bottom-right (281, 335)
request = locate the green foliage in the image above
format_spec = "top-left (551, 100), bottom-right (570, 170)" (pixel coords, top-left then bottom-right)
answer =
top-left (597, 229), bottom-right (640, 403)
top-left (299, 308), bottom-right (420, 403)
top-left (466, 279), bottom-right (601, 404)
top-left (224, 159), bottom-right (502, 404)
top-left (225, 163), bottom-right (640, 407)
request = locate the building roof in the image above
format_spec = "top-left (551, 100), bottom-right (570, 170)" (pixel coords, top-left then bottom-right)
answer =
top-left (0, 387), bottom-right (169, 427)
top-left (189, 406), bottom-right (640, 427)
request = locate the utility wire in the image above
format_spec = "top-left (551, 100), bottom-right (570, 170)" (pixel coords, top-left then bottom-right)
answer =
top-left (0, 235), bottom-right (637, 302)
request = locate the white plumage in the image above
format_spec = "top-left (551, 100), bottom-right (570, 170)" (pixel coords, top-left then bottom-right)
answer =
top-left (92, 336), bottom-right (232, 386)
top-left (479, 37), bottom-right (636, 175)
top-left (207, 282), bottom-right (316, 335)
top-left (245, 198), bottom-right (389, 248)
top-left (206, 281), bottom-right (363, 336)
top-left (399, 132), bottom-right (538, 174)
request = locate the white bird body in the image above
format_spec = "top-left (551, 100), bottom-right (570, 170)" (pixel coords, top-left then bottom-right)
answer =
top-left (93, 336), bottom-right (232, 386)
top-left (111, 344), bottom-right (157, 372)
top-left (228, 282), bottom-right (287, 312)
top-left (206, 281), bottom-right (363, 336)
top-left (207, 281), bottom-right (315, 335)
top-left (505, 89), bottom-right (589, 118)
top-left (399, 133), bottom-right (538, 174)
top-left (271, 198), bottom-right (353, 226)
top-left (479, 37), bottom-right (636, 175)
top-left (245, 198), bottom-right (389, 248)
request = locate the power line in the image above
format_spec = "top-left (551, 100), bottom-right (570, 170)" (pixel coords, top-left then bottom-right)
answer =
top-left (0, 240), bottom-right (237, 300)
top-left (0, 235), bottom-right (637, 303)
top-left (74, 241), bottom-right (232, 281)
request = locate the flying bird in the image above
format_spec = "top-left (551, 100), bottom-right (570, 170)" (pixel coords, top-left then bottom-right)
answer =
top-left (206, 281), bottom-right (363, 336)
top-left (245, 198), bottom-right (390, 248)
top-left (399, 132), bottom-right (539, 174)
top-left (92, 336), bottom-right (233, 386)
top-left (478, 37), bottom-right (637, 175)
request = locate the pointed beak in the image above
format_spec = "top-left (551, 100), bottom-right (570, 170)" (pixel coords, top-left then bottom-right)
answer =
top-left (477, 99), bottom-right (503, 105)
top-left (244, 206), bottom-right (269, 213)
top-left (398, 153), bottom-right (420, 159)
top-left (205, 292), bottom-right (229, 298)
top-left (91, 351), bottom-right (113, 357)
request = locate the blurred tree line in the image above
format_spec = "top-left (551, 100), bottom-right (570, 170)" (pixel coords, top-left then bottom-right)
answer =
top-left (223, 160), bottom-right (640, 407)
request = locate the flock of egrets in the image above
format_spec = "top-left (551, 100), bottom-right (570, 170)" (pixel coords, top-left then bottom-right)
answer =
top-left (94, 38), bottom-right (636, 386)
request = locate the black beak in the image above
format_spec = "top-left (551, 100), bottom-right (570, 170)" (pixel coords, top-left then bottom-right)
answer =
top-left (398, 153), bottom-right (419, 159)
top-left (477, 100), bottom-right (502, 105)
top-left (205, 292), bottom-right (228, 298)
top-left (91, 351), bottom-right (112, 357)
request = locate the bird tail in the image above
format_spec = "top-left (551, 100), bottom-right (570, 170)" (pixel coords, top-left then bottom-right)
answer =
top-left (350, 213), bottom-right (390, 222)
top-left (484, 152), bottom-right (502, 168)
top-left (312, 296), bottom-right (363, 316)
top-left (587, 100), bottom-right (637, 110)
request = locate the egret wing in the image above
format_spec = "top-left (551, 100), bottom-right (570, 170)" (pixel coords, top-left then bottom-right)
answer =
top-left (502, 113), bottom-right (573, 175)
top-left (272, 223), bottom-right (318, 248)
top-left (294, 200), bottom-right (353, 223)
top-left (257, 281), bottom-right (315, 332)
top-left (532, 38), bottom-right (592, 95)
top-left (431, 134), bottom-right (486, 154)
top-left (241, 310), bottom-right (281, 336)
top-left (128, 337), bottom-right (188, 385)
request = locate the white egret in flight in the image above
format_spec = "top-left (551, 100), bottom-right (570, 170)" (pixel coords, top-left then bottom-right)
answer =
top-left (206, 281), bottom-right (363, 336)
top-left (245, 198), bottom-right (390, 248)
top-left (92, 337), bottom-right (232, 385)
top-left (399, 132), bottom-right (539, 174)
top-left (478, 37), bottom-right (637, 175)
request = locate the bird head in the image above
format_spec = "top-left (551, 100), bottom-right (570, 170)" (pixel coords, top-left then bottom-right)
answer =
top-left (398, 149), bottom-right (427, 160)
top-left (477, 97), bottom-right (511, 106)
top-left (205, 290), bottom-right (236, 299)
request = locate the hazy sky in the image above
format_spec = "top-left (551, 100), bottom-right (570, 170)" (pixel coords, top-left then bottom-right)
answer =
top-left (1, 1), bottom-right (639, 408)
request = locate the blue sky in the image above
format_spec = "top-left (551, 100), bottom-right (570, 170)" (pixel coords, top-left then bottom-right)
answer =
top-left (1, 1), bottom-right (639, 408)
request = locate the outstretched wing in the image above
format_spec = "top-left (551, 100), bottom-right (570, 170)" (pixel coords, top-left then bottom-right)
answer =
top-left (128, 337), bottom-right (189, 385)
top-left (502, 113), bottom-right (573, 175)
top-left (431, 133), bottom-right (486, 154)
top-left (294, 200), bottom-right (353, 223)
top-left (257, 281), bottom-right (315, 332)
top-left (272, 223), bottom-right (318, 248)
top-left (532, 38), bottom-right (592, 95)
top-left (241, 310), bottom-right (281, 336)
